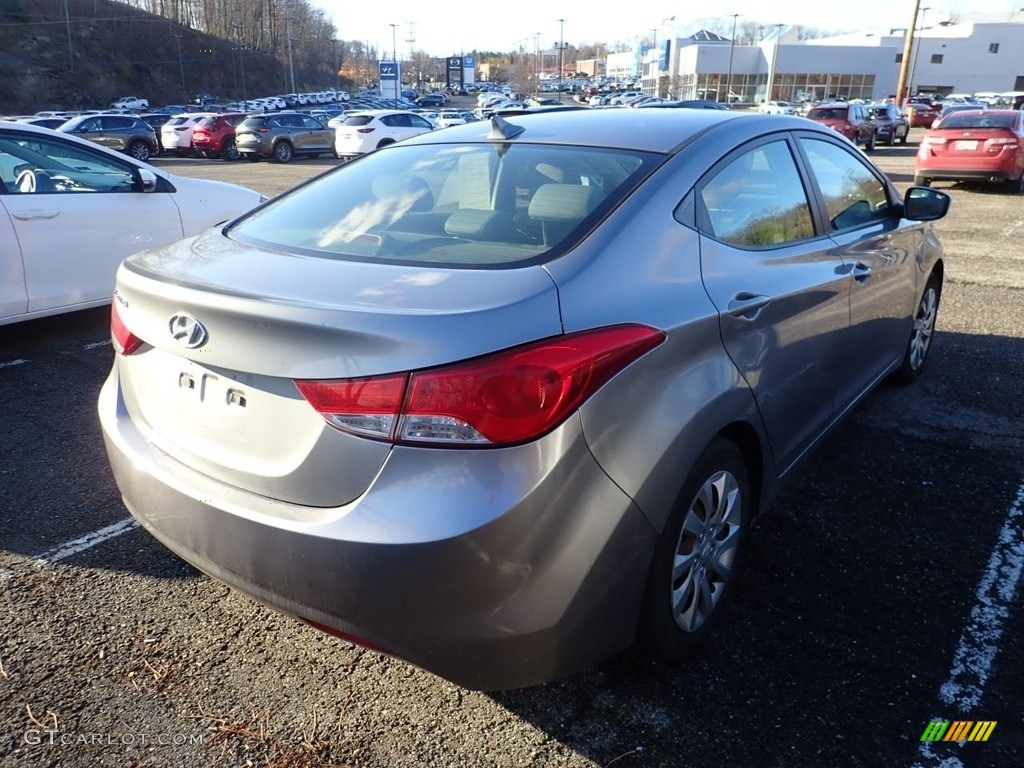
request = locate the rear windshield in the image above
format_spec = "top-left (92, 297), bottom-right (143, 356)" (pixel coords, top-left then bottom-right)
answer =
top-left (939, 114), bottom-right (1017, 130)
top-left (868, 107), bottom-right (891, 118)
top-left (807, 108), bottom-right (848, 120)
top-left (239, 117), bottom-right (268, 128)
top-left (196, 117), bottom-right (216, 127)
top-left (164, 117), bottom-right (189, 126)
top-left (342, 115), bottom-right (374, 126)
top-left (227, 142), bottom-right (659, 268)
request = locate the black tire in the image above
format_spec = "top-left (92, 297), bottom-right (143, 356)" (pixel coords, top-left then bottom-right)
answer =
top-left (864, 131), bottom-right (876, 152)
top-left (273, 141), bottom-right (293, 163)
top-left (892, 274), bottom-right (941, 384)
top-left (128, 140), bottom-right (151, 162)
top-left (1003, 173), bottom-right (1024, 194)
top-left (913, 175), bottom-right (930, 187)
top-left (375, 139), bottom-right (395, 150)
top-left (222, 138), bottom-right (240, 162)
top-left (898, 129), bottom-right (908, 145)
top-left (638, 437), bottom-right (751, 662)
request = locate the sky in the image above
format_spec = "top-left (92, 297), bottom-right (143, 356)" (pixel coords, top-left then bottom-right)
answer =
top-left (312, 1), bottom-right (1021, 57)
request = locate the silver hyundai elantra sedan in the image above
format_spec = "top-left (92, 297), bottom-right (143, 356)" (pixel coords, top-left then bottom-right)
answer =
top-left (99, 108), bottom-right (950, 690)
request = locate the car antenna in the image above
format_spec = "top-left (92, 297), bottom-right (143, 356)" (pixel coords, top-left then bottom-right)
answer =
top-left (488, 114), bottom-right (525, 141)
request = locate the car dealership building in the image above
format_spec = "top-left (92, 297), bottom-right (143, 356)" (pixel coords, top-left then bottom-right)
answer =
top-left (632, 12), bottom-right (1024, 103)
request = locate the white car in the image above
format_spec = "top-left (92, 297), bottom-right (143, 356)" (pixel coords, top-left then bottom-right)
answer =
top-left (160, 112), bottom-right (216, 156)
top-left (759, 101), bottom-right (796, 115)
top-left (0, 120), bottom-right (262, 325)
top-left (111, 96), bottom-right (149, 110)
top-left (435, 110), bottom-right (468, 127)
top-left (333, 110), bottom-right (435, 159)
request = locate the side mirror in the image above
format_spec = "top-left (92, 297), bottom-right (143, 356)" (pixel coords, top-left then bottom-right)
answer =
top-left (902, 186), bottom-right (951, 221)
top-left (137, 168), bottom-right (158, 193)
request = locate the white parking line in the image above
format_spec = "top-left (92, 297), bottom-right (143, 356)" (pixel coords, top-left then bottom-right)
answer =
top-left (909, 479), bottom-right (1024, 767)
top-left (34, 518), bottom-right (141, 564)
top-left (0, 358), bottom-right (29, 368)
top-left (83, 340), bottom-right (112, 350)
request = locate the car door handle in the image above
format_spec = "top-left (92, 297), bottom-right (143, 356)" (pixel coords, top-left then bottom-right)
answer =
top-left (852, 262), bottom-right (873, 282)
top-left (727, 292), bottom-right (772, 318)
top-left (11, 209), bottom-right (60, 220)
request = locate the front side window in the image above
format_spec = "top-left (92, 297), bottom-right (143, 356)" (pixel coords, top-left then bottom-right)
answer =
top-left (227, 143), bottom-right (657, 268)
top-left (800, 138), bottom-right (892, 231)
top-left (698, 140), bottom-right (815, 247)
top-left (0, 133), bottom-right (136, 194)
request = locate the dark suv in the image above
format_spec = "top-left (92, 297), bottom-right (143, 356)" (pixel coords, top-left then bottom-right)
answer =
top-left (805, 103), bottom-right (879, 151)
top-left (57, 114), bottom-right (159, 161)
top-left (866, 103), bottom-right (910, 145)
top-left (191, 113), bottom-right (248, 160)
top-left (234, 112), bottom-right (333, 163)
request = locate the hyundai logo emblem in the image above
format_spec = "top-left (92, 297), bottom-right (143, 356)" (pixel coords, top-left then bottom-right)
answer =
top-left (168, 313), bottom-right (208, 348)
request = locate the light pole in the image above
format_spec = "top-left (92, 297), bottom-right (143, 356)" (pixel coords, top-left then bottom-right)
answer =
top-left (725, 13), bottom-right (739, 105)
top-left (557, 19), bottom-right (566, 103)
top-left (907, 7), bottom-right (931, 98)
top-left (650, 28), bottom-right (658, 97)
top-left (535, 33), bottom-right (541, 98)
top-left (764, 23), bottom-right (783, 104)
top-left (174, 34), bottom-right (187, 102)
top-left (389, 23), bottom-right (398, 106)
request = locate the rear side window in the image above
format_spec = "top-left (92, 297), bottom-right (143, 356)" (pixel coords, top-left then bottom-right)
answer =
top-left (697, 140), bottom-right (815, 247)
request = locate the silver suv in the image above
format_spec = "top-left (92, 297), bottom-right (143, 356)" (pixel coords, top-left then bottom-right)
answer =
top-left (58, 114), bottom-right (158, 161)
top-left (234, 112), bottom-right (333, 163)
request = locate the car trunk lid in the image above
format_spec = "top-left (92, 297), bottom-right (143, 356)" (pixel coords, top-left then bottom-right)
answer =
top-left (111, 230), bottom-right (563, 508)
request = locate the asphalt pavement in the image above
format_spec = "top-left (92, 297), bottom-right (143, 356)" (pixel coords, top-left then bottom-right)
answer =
top-left (1, 127), bottom-right (1021, 768)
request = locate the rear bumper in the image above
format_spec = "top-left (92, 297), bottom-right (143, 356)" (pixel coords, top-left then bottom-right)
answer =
top-left (916, 165), bottom-right (1017, 183)
top-left (99, 368), bottom-right (657, 690)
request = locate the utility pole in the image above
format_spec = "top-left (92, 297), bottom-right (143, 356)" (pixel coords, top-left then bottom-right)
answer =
top-left (174, 34), bottom-right (187, 102)
top-left (285, 14), bottom-right (296, 94)
top-left (232, 24), bottom-right (247, 108)
top-left (64, 0), bottom-right (74, 72)
top-left (896, 0), bottom-right (924, 104)
top-left (332, 38), bottom-right (341, 95)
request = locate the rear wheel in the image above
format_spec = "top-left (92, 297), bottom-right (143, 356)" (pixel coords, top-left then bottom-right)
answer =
top-left (864, 131), bottom-right (876, 152)
top-left (892, 274), bottom-right (941, 384)
top-left (913, 175), bottom-right (930, 187)
top-left (375, 139), bottom-right (395, 150)
top-left (127, 140), bottom-right (151, 162)
top-left (273, 141), bottom-right (294, 163)
top-left (898, 128), bottom-right (908, 145)
top-left (1003, 173), bottom-right (1024, 194)
top-left (222, 138), bottom-right (240, 162)
top-left (639, 437), bottom-right (750, 662)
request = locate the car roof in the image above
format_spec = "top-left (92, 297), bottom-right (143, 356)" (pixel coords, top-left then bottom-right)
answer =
top-left (398, 108), bottom-right (809, 154)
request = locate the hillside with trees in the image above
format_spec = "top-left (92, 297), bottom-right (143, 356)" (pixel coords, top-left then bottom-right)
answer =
top-left (0, 0), bottom-right (364, 113)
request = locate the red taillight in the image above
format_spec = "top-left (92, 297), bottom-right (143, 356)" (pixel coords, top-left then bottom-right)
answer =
top-left (110, 302), bottom-right (143, 356)
top-left (356, 127), bottom-right (375, 133)
top-left (259, 127), bottom-right (271, 133)
top-left (295, 325), bottom-right (665, 447)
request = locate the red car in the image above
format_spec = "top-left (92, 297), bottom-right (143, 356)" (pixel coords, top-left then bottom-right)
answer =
top-left (191, 112), bottom-right (247, 160)
top-left (903, 98), bottom-right (941, 128)
top-left (915, 109), bottom-right (1024, 193)
top-left (804, 102), bottom-right (878, 151)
